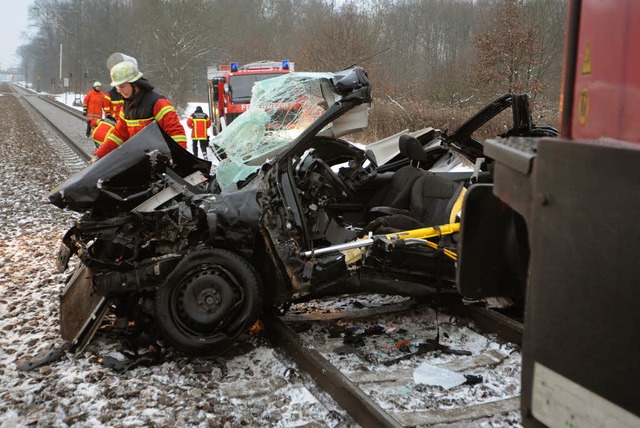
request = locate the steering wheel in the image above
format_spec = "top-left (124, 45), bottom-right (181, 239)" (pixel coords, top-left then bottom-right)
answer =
top-left (311, 158), bottom-right (354, 199)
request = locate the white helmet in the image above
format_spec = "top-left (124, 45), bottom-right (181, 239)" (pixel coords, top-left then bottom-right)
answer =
top-left (110, 61), bottom-right (143, 86)
top-left (106, 52), bottom-right (139, 70)
top-left (93, 81), bottom-right (102, 88)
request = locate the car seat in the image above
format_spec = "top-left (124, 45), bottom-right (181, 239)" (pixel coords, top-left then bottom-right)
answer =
top-left (409, 173), bottom-right (466, 226)
top-left (366, 135), bottom-right (429, 219)
top-left (362, 171), bottom-right (466, 236)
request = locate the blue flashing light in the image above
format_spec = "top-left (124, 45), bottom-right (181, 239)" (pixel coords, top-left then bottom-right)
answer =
top-left (230, 62), bottom-right (238, 72)
top-left (281, 60), bottom-right (290, 70)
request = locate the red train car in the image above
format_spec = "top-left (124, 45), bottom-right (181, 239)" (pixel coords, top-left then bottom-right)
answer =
top-left (457, 0), bottom-right (640, 426)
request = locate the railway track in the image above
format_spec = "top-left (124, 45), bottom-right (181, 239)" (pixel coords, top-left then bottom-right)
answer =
top-left (268, 295), bottom-right (523, 427)
top-left (2, 81), bottom-right (525, 426)
top-left (8, 83), bottom-right (93, 163)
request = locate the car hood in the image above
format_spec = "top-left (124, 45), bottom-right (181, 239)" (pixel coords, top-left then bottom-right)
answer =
top-left (48, 123), bottom-right (210, 212)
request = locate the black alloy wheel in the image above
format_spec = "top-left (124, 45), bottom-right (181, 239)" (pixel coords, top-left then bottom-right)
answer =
top-left (155, 248), bottom-right (262, 355)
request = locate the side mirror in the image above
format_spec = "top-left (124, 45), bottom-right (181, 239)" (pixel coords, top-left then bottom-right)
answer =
top-left (224, 83), bottom-right (230, 93)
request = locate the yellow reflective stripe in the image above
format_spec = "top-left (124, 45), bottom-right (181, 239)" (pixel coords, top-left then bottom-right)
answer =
top-left (172, 134), bottom-right (187, 144)
top-left (108, 133), bottom-right (125, 146)
top-left (155, 105), bottom-right (175, 121)
top-left (123, 117), bottom-right (154, 127)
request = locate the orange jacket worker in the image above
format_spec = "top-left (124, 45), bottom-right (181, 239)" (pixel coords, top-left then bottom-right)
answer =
top-left (186, 106), bottom-right (212, 160)
top-left (83, 81), bottom-right (105, 137)
top-left (103, 86), bottom-right (123, 120)
top-left (94, 59), bottom-right (187, 159)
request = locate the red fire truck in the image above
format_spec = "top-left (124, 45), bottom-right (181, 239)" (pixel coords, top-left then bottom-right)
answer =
top-left (457, 0), bottom-right (640, 425)
top-left (207, 60), bottom-right (294, 134)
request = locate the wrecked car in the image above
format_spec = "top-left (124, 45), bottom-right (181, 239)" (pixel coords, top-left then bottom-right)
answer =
top-left (49, 67), bottom-right (556, 356)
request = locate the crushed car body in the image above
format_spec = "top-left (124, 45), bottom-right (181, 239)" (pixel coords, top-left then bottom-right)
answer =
top-left (49, 67), bottom-right (557, 355)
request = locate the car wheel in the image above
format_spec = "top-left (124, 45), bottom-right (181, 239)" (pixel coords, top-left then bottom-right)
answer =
top-left (154, 248), bottom-right (262, 355)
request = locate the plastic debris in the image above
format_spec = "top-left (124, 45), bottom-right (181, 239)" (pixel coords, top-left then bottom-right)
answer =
top-left (382, 339), bottom-right (471, 366)
top-left (16, 342), bottom-right (70, 371)
top-left (99, 344), bottom-right (165, 372)
top-left (464, 374), bottom-right (484, 385)
top-left (334, 344), bottom-right (362, 355)
top-left (413, 362), bottom-right (467, 390)
top-left (395, 339), bottom-right (411, 352)
top-left (365, 323), bottom-right (385, 335)
top-left (343, 334), bottom-right (365, 346)
top-left (345, 326), bottom-right (365, 335)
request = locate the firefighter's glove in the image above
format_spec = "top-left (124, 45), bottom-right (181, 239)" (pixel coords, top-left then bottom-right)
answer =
top-left (82, 112), bottom-right (87, 117)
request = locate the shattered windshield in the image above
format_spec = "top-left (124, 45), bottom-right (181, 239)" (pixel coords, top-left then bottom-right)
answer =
top-left (213, 72), bottom-right (338, 189)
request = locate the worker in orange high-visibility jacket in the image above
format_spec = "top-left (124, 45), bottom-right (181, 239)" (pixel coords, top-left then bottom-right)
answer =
top-left (93, 59), bottom-right (187, 160)
top-left (103, 86), bottom-right (123, 121)
top-left (90, 117), bottom-right (116, 149)
top-left (83, 81), bottom-right (105, 137)
top-left (186, 106), bottom-right (212, 160)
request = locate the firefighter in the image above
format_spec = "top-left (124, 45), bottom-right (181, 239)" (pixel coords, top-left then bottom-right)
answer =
top-left (186, 106), bottom-right (212, 160)
top-left (103, 86), bottom-right (123, 121)
top-left (82, 81), bottom-right (105, 137)
top-left (92, 59), bottom-right (187, 160)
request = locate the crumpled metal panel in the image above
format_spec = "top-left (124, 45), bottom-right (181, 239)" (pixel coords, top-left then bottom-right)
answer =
top-left (48, 123), bottom-right (210, 212)
top-left (59, 265), bottom-right (108, 351)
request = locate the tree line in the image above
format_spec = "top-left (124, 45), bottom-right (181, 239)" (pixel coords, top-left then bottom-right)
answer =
top-left (20, 0), bottom-right (566, 133)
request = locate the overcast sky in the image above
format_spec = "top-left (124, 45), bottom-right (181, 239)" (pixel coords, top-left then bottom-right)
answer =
top-left (0, 0), bottom-right (33, 69)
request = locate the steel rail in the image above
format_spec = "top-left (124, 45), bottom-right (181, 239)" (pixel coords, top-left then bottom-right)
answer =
top-left (452, 300), bottom-right (524, 346)
top-left (10, 84), bottom-right (91, 163)
top-left (265, 314), bottom-right (403, 428)
top-left (38, 93), bottom-right (87, 120)
top-left (267, 294), bottom-right (523, 427)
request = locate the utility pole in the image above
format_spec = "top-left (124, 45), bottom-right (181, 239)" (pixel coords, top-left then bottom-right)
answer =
top-left (75, 0), bottom-right (83, 96)
top-left (59, 44), bottom-right (63, 94)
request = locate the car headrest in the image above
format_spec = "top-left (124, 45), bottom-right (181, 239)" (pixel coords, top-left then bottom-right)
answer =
top-left (399, 134), bottom-right (427, 163)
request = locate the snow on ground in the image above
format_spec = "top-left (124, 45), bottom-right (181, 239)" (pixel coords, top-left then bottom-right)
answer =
top-left (287, 296), bottom-right (523, 427)
top-left (0, 88), bottom-right (350, 427)
top-left (1, 85), bottom-right (524, 427)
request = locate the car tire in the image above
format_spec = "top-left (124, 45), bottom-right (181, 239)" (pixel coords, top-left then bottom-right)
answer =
top-left (154, 248), bottom-right (262, 355)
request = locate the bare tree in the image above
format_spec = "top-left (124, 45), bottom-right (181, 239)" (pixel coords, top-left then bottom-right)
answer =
top-left (297, 1), bottom-right (375, 71)
top-left (524, 0), bottom-right (566, 101)
top-left (19, 0), bottom-right (565, 111)
top-left (137, 0), bottom-right (215, 105)
top-left (473, 0), bottom-right (544, 98)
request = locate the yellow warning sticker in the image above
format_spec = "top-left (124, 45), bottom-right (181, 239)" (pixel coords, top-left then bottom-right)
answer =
top-left (582, 44), bottom-right (592, 75)
top-left (578, 87), bottom-right (589, 125)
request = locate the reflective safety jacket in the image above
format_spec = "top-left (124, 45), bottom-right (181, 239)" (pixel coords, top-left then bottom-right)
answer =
top-left (95, 82), bottom-right (187, 158)
top-left (83, 89), bottom-right (105, 122)
top-left (103, 87), bottom-right (123, 119)
top-left (187, 112), bottom-right (211, 141)
top-left (90, 117), bottom-right (116, 146)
